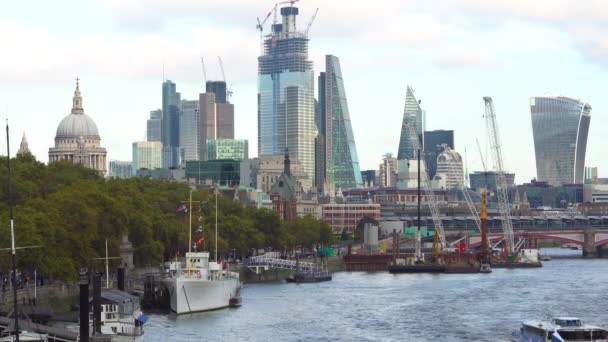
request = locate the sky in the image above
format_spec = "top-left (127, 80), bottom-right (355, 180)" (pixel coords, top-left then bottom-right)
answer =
top-left (1, 0), bottom-right (607, 184)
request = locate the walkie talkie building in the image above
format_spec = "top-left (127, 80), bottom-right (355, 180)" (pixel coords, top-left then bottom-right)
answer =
top-left (530, 96), bottom-right (591, 185)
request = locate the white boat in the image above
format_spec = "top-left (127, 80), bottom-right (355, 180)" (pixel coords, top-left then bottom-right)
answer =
top-left (519, 317), bottom-right (608, 341)
top-left (162, 252), bottom-right (241, 314)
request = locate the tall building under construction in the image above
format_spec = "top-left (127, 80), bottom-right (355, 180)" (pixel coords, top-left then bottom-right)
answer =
top-left (257, 4), bottom-right (316, 185)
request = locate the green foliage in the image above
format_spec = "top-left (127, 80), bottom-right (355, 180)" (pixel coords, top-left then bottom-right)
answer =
top-left (0, 156), bottom-right (333, 281)
top-left (354, 216), bottom-right (379, 243)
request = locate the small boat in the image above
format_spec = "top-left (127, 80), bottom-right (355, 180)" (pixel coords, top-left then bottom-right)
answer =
top-left (539, 254), bottom-right (551, 261)
top-left (519, 317), bottom-right (608, 341)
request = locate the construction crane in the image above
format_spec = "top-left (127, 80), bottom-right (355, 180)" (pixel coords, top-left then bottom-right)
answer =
top-left (217, 56), bottom-right (233, 100)
top-left (256, 4), bottom-right (277, 53)
top-left (404, 122), bottom-right (447, 250)
top-left (280, 0), bottom-right (299, 6)
top-left (305, 8), bottom-right (319, 36)
top-left (483, 96), bottom-right (515, 254)
top-left (200, 57), bottom-right (207, 84)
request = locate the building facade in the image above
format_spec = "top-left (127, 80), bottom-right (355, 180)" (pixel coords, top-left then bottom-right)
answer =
top-left (434, 146), bottom-right (464, 190)
top-left (423, 130), bottom-right (454, 180)
top-left (185, 160), bottom-right (240, 186)
top-left (397, 85), bottom-right (425, 160)
top-left (319, 55), bottom-right (362, 191)
top-left (147, 109), bottom-right (162, 142)
top-left (162, 80), bottom-right (181, 168)
top-left (378, 154), bottom-right (398, 188)
top-left (206, 139), bottom-right (248, 161)
top-left (321, 202), bottom-right (381, 234)
top-left (256, 155), bottom-right (311, 193)
top-left (109, 160), bottom-right (132, 179)
top-left (49, 79), bottom-right (107, 176)
top-left (361, 170), bottom-right (377, 188)
top-left (132, 141), bottom-right (162, 175)
top-left (199, 82), bottom-right (234, 161)
top-left (469, 171), bottom-right (516, 193)
top-left (179, 99), bottom-right (200, 163)
top-left (531, 96), bottom-right (591, 186)
top-left (585, 166), bottom-right (598, 184)
top-left (258, 4), bottom-right (316, 186)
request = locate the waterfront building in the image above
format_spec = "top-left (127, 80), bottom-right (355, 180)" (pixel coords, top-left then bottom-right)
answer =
top-left (361, 170), bottom-right (377, 188)
top-left (132, 141), bottom-right (162, 175)
top-left (199, 81), bottom-right (234, 161)
top-left (179, 99), bottom-right (200, 162)
top-left (316, 55), bottom-right (363, 192)
top-left (342, 187), bottom-right (451, 205)
top-left (17, 132), bottom-right (30, 156)
top-left (516, 180), bottom-right (583, 209)
top-left (397, 86), bottom-right (425, 160)
top-left (433, 145), bottom-right (464, 190)
top-left (207, 139), bottom-right (248, 161)
top-left (109, 160), bottom-right (132, 179)
top-left (147, 109), bottom-right (162, 142)
top-left (185, 160), bottom-right (240, 186)
top-left (162, 80), bottom-right (181, 168)
top-left (257, 155), bottom-right (312, 193)
top-left (469, 171), bottom-right (515, 193)
top-left (423, 130), bottom-right (454, 179)
top-left (321, 202), bottom-right (381, 234)
top-left (585, 166), bottom-right (598, 184)
top-left (378, 154), bottom-right (398, 188)
top-left (49, 79), bottom-right (107, 176)
top-left (531, 96), bottom-right (591, 186)
top-left (583, 184), bottom-right (608, 203)
top-left (258, 4), bottom-right (316, 186)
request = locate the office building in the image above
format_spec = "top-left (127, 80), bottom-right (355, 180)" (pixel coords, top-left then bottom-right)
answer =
top-left (379, 154), bottom-right (398, 188)
top-left (433, 146), bottom-right (464, 190)
top-left (257, 155), bottom-right (311, 193)
top-left (179, 100), bottom-right (200, 162)
top-left (531, 96), bottom-right (591, 185)
top-left (361, 170), bottom-right (377, 188)
top-left (132, 141), bottom-right (163, 175)
top-left (199, 81), bottom-right (234, 161)
top-left (258, 4), bottom-right (316, 186)
top-left (317, 55), bottom-right (362, 191)
top-left (469, 171), bottom-right (516, 193)
top-left (162, 80), bottom-right (181, 168)
top-left (423, 130), bottom-right (454, 179)
top-left (585, 166), bottom-right (598, 184)
top-left (397, 86), bottom-right (425, 160)
top-left (109, 160), bottom-right (132, 179)
top-left (49, 79), bottom-right (107, 176)
top-left (147, 109), bottom-right (162, 142)
top-left (185, 160), bottom-right (240, 186)
top-left (321, 203), bottom-right (381, 234)
top-left (207, 139), bottom-right (249, 161)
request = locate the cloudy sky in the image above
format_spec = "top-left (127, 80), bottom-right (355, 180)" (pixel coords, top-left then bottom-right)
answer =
top-left (1, 0), bottom-right (607, 183)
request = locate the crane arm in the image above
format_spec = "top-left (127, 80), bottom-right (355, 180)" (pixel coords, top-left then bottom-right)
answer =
top-left (305, 8), bottom-right (319, 36)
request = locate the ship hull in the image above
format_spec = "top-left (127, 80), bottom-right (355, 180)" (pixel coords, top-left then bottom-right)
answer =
top-left (163, 277), bottom-right (240, 314)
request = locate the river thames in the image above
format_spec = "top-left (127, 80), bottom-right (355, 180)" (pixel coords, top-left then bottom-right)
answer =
top-left (145, 249), bottom-right (607, 341)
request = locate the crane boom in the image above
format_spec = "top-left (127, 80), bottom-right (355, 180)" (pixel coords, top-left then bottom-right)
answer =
top-left (218, 56), bottom-right (226, 82)
top-left (483, 96), bottom-right (515, 254)
top-left (305, 8), bottom-right (319, 36)
top-left (404, 122), bottom-right (446, 249)
top-left (200, 57), bottom-right (207, 84)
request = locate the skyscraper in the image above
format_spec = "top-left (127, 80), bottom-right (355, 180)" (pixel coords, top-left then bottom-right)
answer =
top-left (531, 96), bottom-right (591, 185)
top-left (199, 81), bottom-right (234, 161)
top-left (258, 4), bottom-right (316, 186)
top-left (180, 100), bottom-right (200, 162)
top-left (397, 86), bottom-right (425, 160)
top-left (423, 130), bottom-right (454, 179)
top-left (147, 109), bottom-right (162, 142)
top-left (162, 80), bottom-right (181, 168)
top-left (109, 160), bottom-right (133, 179)
top-left (132, 141), bottom-right (163, 175)
top-left (318, 55), bottom-right (362, 191)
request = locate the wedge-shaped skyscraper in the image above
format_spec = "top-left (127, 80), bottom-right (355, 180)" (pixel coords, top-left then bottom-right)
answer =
top-left (531, 96), bottom-right (591, 185)
top-left (397, 86), bottom-right (425, 160)
top-left (317, 55), bottom-right (362, 191)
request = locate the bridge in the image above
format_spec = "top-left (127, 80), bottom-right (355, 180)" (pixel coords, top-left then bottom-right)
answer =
top-left (442, 228), bottom-right (608, 256)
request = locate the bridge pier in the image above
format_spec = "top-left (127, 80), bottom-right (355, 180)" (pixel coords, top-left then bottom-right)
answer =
top-left (583, 230), bottom-right (597, 258)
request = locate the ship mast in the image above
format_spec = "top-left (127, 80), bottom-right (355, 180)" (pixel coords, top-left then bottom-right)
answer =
top-left (6, 121), bottom-right (20, 342)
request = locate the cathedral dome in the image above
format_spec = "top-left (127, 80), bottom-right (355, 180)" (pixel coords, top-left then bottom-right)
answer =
top-left (54, 78), bottom-right (100, 139)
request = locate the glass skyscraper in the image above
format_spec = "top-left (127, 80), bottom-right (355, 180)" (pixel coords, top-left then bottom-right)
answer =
top-left (162, 80), bottom-right (181, 168)
top-left (146, 109), bottom-right (162, 142)
top-left (423, 130), bottom-right (454, 180)
top-left (397, 85), bottom-right (425, 160)
top-left (320, 55), bottom-right (362, 190)
top-left (530, 96), bottom-right (591, 185)
top-left (258, 5), bottom-right (316, 185)
top-left (179, 99), bottom-right (200, 162)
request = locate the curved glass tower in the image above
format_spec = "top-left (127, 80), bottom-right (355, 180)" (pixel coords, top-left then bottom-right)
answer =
top-left (530, 96), bottom-right (592, 185)
top-left (397, 86), bottom-right (425, 160)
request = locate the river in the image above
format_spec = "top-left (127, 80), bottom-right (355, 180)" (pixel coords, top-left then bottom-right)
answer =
top-left (145, 248), bottom-right (607, 341)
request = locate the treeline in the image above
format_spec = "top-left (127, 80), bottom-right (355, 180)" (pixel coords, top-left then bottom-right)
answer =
top-left (0, 154), bottom-right (334, 281)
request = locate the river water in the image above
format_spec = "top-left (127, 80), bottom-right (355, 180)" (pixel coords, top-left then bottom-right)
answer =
top-left (145, 249), bottom-right (608, 341)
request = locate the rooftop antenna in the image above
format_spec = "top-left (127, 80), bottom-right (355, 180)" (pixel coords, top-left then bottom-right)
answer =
top-left (200, 57), bottom-right (207, 85)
